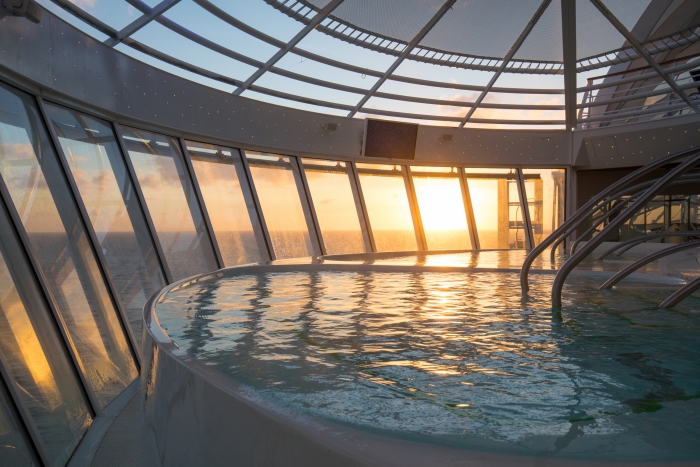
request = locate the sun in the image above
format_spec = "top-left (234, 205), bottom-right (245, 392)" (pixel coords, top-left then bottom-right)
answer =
top-left (413, 177), bottom-right (469, 232)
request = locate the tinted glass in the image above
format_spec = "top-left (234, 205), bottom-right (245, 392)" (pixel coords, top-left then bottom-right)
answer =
top-left (522, 169), bottom-right (566, 247)
top-left (245, 152), bottom-right (314, 259)
top-left (186, 141), bottom-right (265, 266)
top-left (356, 164), bottom-right (417, 252)
top-left (302, 159), bottom-right (365, 255)
top-left (0, 199), bottom-right (91, 466)
top-left (411, 167), bottom-right (471, 250)
top-left (464, 168), bottom-right (522, 249)
top-left (45, 103), bottom-right (167, 341)
top-left (0, 380), bottom-right (39, 466)
top-left (121, 127), bottom-right (219, 280)
top-left (0, 83), bottom-right (137, 408)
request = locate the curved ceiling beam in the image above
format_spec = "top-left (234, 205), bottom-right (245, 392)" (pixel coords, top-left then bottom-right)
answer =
top-left (233, 0), bottom-right (344, 96)
top-left (346, 0), bottom-right (457, 118)
top-left (590, 0), bottom-right (699, 114)
top-left (104, 0), bottom-right (181, 47)
top-left (561, 0), bottom-right (577, 130)
top-left (267, 0), bottom-right (564, 74)
top-left (192, 0), bottom-right (564, 94)
top-left (270, 0), bottom-right (700, 74)
top-left (45, 0), bottom-right (692, 126)
top-left (458, 0), bottom-right (552, 128)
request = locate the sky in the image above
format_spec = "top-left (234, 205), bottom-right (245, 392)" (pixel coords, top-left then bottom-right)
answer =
top-left (32, 0), bottom-right (637, 130)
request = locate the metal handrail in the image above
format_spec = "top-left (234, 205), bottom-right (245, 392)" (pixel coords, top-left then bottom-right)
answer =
top-left (597, 230), bottom-right (700, 259)
top-left (568, 201), bottom-right (636, 256)
top-left (520, 146), bottom-right (700, 293)
top-left (549, 176), bottom-right (700, 263)
top-left (599, 239), bottom-right (700, 289)
top-left (569, 175), bottom-right (700, 258)
top-left (551, 151), bottom-right (700, 308)
top-left (658, 276), bottom-right (700, 308)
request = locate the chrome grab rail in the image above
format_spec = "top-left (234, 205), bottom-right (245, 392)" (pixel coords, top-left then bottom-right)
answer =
top-left (567, 175), bottom-right (700, 257)
top-left (547, 179), bottom-right (660, 262)
top-left (551, 151), bottom-right (700, 308)
top-left (548, 174), bottom-right (700, 261)
top-left (598, 239), bottom-right (700, 289)
top-left (659, 276), bottom-right (700, 308)
top-left (520, 146), bottom-right (700, 293)
top-left (597, 230), bottom-right (700, 260)
top-left (567, 196), bottom-right (641, 256)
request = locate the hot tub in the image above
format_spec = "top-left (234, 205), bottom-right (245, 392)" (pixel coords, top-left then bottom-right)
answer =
top-left (141, 252), bottom-right (700, 466)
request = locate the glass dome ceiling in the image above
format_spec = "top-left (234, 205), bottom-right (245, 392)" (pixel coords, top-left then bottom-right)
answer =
top-left (36, 0), bottom-right (700, 128)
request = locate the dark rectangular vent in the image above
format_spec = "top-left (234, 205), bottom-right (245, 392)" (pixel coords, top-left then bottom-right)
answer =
top-left (364, 119), bottom-right (418, 160)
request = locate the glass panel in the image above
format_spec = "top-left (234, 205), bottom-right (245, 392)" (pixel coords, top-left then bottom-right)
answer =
top-left (301, 158), bottom-right (365, 255)
top-left (464, 168), bottom-right (522, 249)
top-left (0, 82), bottom-right (137, 408)
top-left (411, 168), bottom-right (471, 250)
top-left (522, 169), bottom-right (566, 247)
top-left (0, 199), bottom-right (91, 467)
top-left (186, 141), bottom-right (265, 266)
top-left (410, 166), bottom-right (454, 173)
top-left (615, 194), bottom-right (700, 242)
top-left (245, 152), bottom-right (314, 259)
top-left (646, 196), bottom-right (666, 233)
top-left (356, 164), bottom-right (417, 252)
top-left (44, 103), bottom-right (167, 341)
top-left (0, 379), bottom-right (39, 466)
top-left (121, 127), bottom-right (219, 280)
top-left (690, 195), bottom-right (700, 230)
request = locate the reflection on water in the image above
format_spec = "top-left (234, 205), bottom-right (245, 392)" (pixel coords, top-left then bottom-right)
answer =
top-left (336, 249), bottom-right (689, 277)
top-left (157, 268), bottom-right (700, 461)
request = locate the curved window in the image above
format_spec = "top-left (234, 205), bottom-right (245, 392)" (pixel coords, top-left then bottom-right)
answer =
top-left (302, 159), bottom-right (366, 255)
top-left (464, 168), bottom-right (523, 250)
top-left (0, 82), bottom-right (137, 408)
top-left (0, 200), bottom-right (92, 466)
top-left (411, 166), bottom-right (472, 250)
top-left (186, 141), bottom-right (267, 266)
top-left (245, 152), bottom-right (316, 259)
top-left (356, 164), bottom-right (417, 252)
top-left (0, 378), bottom-right (39, 466)
top-left (522, 169), bottom-right (566, 246)
top-left (121, 127), bottom-right (219, 280)
top-left (45, 103), bottom-right (167, 341)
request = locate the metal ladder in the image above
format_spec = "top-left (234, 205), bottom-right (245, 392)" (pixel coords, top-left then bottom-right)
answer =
top-left (520, 146), bottom-right (700, 308)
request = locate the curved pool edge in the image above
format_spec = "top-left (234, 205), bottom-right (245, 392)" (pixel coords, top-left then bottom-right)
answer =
top-left (140, 261), bottom-right (694, 467)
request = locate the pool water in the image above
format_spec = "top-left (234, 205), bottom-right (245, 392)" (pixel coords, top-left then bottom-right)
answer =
top-left (156, 270), bottom-right (700, 462)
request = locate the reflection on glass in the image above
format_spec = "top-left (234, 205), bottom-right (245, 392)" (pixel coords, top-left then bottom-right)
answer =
top-left (121, 127), bottom-right (219, 280)
top-left (356, 164), bottom-right (416, 252)
top-left (0, 82), bottom-right (137, 408)
top-left (411, 167), bottom-right (471, 250)
top-left (186, 141), bottom-right (265, 266)
top-left (0, 199), bottom-right (91, 467)
top-left (464, 168), bottom-right (523, 249)
top-left (245, 152), bottom-right (314, 259)
top-left (522, 169), bottom-right (565, 247)
top-left (0, 379), bottom-right (39, 466)
top-left (44, 103), bottom-right (167, 341)
top-left (301, 159), bottom-right (364, 255)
